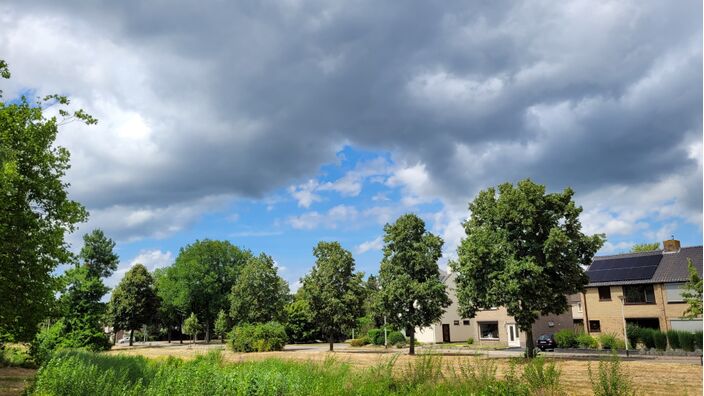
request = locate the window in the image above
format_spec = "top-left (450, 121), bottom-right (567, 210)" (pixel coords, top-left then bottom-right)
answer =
top-left (462, 320), bottom-right (470, 326)
top-left (577, 302), bottom-right (583, 312)
top-left (589, 320), bottom-right (601, 332)
top-left (453, 320), bottom-right (460, 326)
top-left (598, 286), bottom-right (611, 301)
top-left (479, 322), bottom-right (499, 339)
top-left (623, 285), bottom-right (655, 304)
top-left (665, 283), bottom-right (686, 303)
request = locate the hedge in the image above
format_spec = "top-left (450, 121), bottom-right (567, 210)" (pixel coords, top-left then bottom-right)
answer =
top-left (653, 331), bottom-right (667, 351)
top-left (228, 322), bottom-right (287, 352)
top-left (576, 333), bottom-right (598, 349)
top-left (554, 329), bottom-right (577, 348)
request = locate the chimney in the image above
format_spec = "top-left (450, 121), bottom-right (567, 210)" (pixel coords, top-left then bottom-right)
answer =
top-left (663, 239), bottom-right (681, 253)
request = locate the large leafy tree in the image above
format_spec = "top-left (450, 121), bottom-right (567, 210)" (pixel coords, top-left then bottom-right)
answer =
top-left (682, 259), bottom-right (702, 319)
top-left (378, 214), bottom-right (450, 355)
top-left (301, 241), bottom-right (365, 351)
top-left (0, 60), bottom-right (95, 341)
top-left (109, 264), bottom-right (159, 346)
top-left (153, 267), bottom-right (186, 343)
top-left (452, 179), bottom-right (604, 357)
top-left (229, 254), bottom-right (289, 325)
top-left (79, 229), bottom-right (119, 278)
top-left (168, 240), bottom-right (252, 342)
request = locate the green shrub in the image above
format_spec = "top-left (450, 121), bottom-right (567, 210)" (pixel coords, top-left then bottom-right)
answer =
top-left (638, 328), bottom-right (655, 349)
top-left (228, 322), bottom-right (287, 352)
top-left (387, 331), bottom-right (406, 347)
top-left (667, 330), bottom-right (681, 349)
top-left (0, 345), bottom-right (36, 368)
top-left (349, 337), bottom-right (369, 347)
top-left (522, 356), bottom-right (564, 395)
top-left (694, 331), bottom-right (703, 350)
top-left (588, 354), bottom-right (637, 396)
top-left (653, 331), bottom-right (667, 351)
top-left (554, 329), bottom-right (577, 348)
top-left (625, 324), bottom-right (640, 349)
top-left (598, 333), bottom-right (624, 350)
top-left (30, 321), bottom-right (66, 364)
top-left (466, 337), bottom-right (474, 345)
top-left (679, 331), bottom-right (696, 352)
top-left (367, 328), bottom-right (383, 345)
top-left (576, 333), bottom-right (598, 349)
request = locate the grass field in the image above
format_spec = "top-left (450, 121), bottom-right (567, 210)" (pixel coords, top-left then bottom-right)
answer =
top-left (106, 344), bottom-right (703, 395)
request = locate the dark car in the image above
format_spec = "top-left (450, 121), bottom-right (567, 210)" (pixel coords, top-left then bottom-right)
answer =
top-left (536, 334), bottom-right (557, 351)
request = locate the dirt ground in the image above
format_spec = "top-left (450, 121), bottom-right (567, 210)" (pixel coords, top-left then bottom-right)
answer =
top-left (0, 367), bottom-right (35, 396)
top-left (108, 343), bottom-right (703, 395)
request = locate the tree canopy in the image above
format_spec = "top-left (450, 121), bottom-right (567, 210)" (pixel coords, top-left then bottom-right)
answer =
top-left (229, 253), bottom-right (289, 325)
top-left (451, 179), bottom-right (604, 357)
top-left (631, 242), bottom-right (660, 253)
top-left (301, 241), bottom-right (365, 351)
top-left (165, 240), bottom-right (252, 342)
top-left (109, 263), bottom-right (159, 346)
top-left (0, 60), bottom-right (95, 341)
top-left (79, 229), bottom-right (119, 278)
top-left (377, 214), bottom-right (450, 355)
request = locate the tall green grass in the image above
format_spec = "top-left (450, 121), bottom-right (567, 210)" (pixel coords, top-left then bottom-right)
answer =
top-left (29, 350), bottom-right (576, 395)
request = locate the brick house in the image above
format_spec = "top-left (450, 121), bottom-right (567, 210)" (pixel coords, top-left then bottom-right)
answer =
top-left (581, 240), bottom-right (703, 337)
top-left (415, 271), bottom-right (573, 347)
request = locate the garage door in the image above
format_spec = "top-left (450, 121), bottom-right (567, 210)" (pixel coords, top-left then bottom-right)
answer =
top-left (670, 319), bottom-right (703, 332)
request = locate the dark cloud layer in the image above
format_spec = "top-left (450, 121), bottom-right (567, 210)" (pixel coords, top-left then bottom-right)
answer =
top-left (1, 1), bottom-right (701, 240)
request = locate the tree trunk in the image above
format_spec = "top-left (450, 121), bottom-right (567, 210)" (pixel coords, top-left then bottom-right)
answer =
top-left (167, 326), bottom-right (171, 343)
top-left (206, 322), bottom-right (210, 343)
top-left (329, 334), bottom-right (334, 352)
top-left (129, 329), bottom-right (134, 346)
top-left (179, 322), bottom-right (183, 344)
top-left (525, 327), bottom-right (536, 358)
top-left (409, 329), bottom-right (415, 355)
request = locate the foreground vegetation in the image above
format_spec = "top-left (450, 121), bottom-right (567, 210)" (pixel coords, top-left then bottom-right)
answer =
top-left (27, 349), bottom-right (647, 395)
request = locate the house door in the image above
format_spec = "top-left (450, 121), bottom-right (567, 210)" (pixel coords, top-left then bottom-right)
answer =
top-left (507, 324), bottom-right (520, 347)
top-left (442, 324), bottom-right (451, 343)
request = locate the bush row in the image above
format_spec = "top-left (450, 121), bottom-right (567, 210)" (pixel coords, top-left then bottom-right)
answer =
top-left (554, 329), bottom-right (621, 350)
top-left (557, 326), bottom-right (702, 352)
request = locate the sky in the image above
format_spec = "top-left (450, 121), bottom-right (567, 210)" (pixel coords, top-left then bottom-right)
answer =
top-left (1, 1), bottom-right (701, 291)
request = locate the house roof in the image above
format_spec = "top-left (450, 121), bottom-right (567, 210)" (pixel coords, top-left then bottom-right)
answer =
top-left (586, 245), bottom-right (703, 287)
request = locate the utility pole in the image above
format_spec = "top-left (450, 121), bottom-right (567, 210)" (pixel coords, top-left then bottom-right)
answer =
top-left (384, 316), bottom-right (388, 349)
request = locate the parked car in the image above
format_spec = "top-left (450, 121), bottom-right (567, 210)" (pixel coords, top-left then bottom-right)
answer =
top-left (536, 334), bottom-right (556, 351)
top-left (117, 336), bottom-right (131, 344)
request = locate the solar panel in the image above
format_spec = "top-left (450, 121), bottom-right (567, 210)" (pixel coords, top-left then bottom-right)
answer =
top-left (587, 254), bottom-right (661, 283)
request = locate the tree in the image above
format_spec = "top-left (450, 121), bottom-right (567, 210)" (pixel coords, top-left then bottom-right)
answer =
top-left (79, 229), bottom-right (119, 278)
top-left (169, 240), bottom-right (252, 342)
top-left (682, 259), bottom-right (702, 319)
top-left (153, 267), bottom-right (186, 343)
top-left (377, 214), bottom-right (450, 355)
top-left (451, 180), bottom-right (604, 357)
top-left (363, 274), bottom-right (384, 328)
top-left (301, 241), bottom-right (365, 352)
top-left (109, 264), bottom-right (159, 346)
top-left (283, 296), bottom-right (320, 343)
top-left (183, 313), bottom-right (201, 344)
top-left (57, 265), bottom-right (111, 351)
top-left (631, 243), bottom-right (660, 253)
top-left (229, 254), bottom-right (289, 325)
top-left (214, 310), bottom-right (228, 344)
top-left (0, 60), bottom-right (95, 342)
